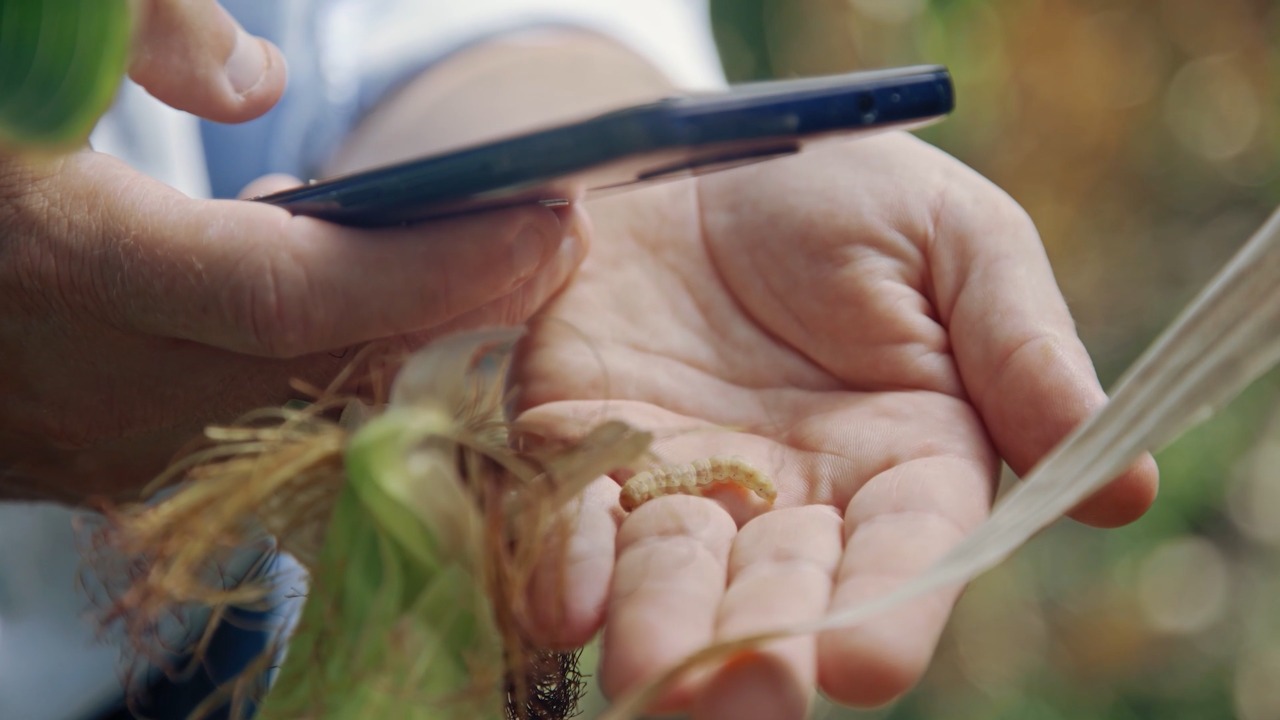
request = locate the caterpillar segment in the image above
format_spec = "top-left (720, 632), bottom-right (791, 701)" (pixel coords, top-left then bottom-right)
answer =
top-left (619, 456), bottom-right (776, 512)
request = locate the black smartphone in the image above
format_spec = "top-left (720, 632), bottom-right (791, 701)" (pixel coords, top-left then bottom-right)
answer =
top-left (255, 65), bottom-right (953, 227)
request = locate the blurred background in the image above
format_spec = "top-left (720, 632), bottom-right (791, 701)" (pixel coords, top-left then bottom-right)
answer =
top-left (709, 1), bottom-right (1280, 719)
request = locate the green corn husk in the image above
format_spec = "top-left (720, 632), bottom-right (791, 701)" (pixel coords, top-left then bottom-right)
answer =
top-left (87, 329), bottom-right (653, 720)
top-left (257, 406), bottom-right (505, 720)
top-left (0, 0), bottom-right (133, 151)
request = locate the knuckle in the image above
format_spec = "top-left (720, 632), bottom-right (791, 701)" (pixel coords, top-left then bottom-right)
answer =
top-left (986, 331), bottom-right (1071, 400)
top-left (937, 167), bottom-right (1040, 242)
top-left (0, 161), bottom-right (91, 319)
top-left (226, 242), bottom-right (315, 358)
top-left (987, 191), bottom-right (1039, 240)
top-left (495, 284), bottom-right (540, 327)
top-left (617, 494), bottom-right (738, 553)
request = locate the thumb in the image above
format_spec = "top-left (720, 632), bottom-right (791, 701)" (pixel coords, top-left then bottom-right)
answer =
top-left (237, 173), bottom-right (302, 199)
top-left (128, 0), bottom-right (287, 123)
top-left (69, 153), bottom-right (575, 359)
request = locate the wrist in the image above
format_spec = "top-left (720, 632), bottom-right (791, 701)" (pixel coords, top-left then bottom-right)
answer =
top-left (326, 29), bottom-right (679, 174)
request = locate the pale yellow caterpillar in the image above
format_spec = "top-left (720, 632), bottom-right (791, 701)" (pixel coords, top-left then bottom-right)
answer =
top-left (619, 456), bottom-right (777, 512)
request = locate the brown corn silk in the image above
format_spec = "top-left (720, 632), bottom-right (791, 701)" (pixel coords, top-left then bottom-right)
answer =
top-left (84, 328), bottom-right (652, 720)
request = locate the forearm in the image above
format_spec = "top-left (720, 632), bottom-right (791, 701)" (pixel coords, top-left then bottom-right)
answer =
top-left (326, 30), bottom-right (680, 174)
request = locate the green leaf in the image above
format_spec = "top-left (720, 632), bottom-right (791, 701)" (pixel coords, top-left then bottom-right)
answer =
top-left (0, 0), bottom-right (133, 151)
top-left (257, 410), bottom-right (503, 720)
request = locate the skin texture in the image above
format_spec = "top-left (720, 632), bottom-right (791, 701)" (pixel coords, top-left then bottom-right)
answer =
top-left (1, 3), bottom-right (1158, 718)
top-left (513, 133), bottom-right (1159, 718)
top-left (0, 3), bottom-right (585, 500)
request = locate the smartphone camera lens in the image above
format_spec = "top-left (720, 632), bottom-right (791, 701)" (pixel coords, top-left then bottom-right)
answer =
top-left (858, 93), bottom-right (877, 122)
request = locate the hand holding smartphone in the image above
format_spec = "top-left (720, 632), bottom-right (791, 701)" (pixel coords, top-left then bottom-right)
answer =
top-left (255, 65), bottom-right (954, 227)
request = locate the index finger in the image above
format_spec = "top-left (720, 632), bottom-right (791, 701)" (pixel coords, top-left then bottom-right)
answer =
top-left (601, 496), bottom-right (737, 714)
top-left (817, 455), bottom-right (993, 707)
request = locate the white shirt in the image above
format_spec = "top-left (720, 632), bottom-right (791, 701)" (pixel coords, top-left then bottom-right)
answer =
top-left (0, 3), bottom-right (723, 719)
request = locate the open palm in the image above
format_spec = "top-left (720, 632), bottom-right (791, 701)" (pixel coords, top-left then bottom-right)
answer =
top-left (514, 133), bottom-right (1158, 720)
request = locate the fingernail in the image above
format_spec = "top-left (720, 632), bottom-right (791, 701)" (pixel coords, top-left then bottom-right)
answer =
top-left (553, 206), bottom-right (589, 271)
top-left (225, 30), bottom-right (268, 96)
top-left (558, 226), bottom-right (586, 268)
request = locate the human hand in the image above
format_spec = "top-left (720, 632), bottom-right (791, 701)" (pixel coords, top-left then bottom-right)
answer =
top-left (0, 151), bottom-right (583, 502)
top-left (513, 132), bottom-right (1159, 719)
top-left (0, 1), bottom-right (585, 503)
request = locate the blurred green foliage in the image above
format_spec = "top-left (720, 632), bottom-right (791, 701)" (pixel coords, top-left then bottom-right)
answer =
top-left (0, 0), bottom-right (132, 151)
top-left (711, 2), bottom-right (1280, 719)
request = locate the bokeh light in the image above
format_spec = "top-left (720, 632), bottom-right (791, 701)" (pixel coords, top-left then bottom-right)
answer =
top-left (710, 1), bottom-right (1280, 718)
top-left (1136, 536), bottom-right (1230, 636)
top-left (1234, 647), bottom-right (1280, 720)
